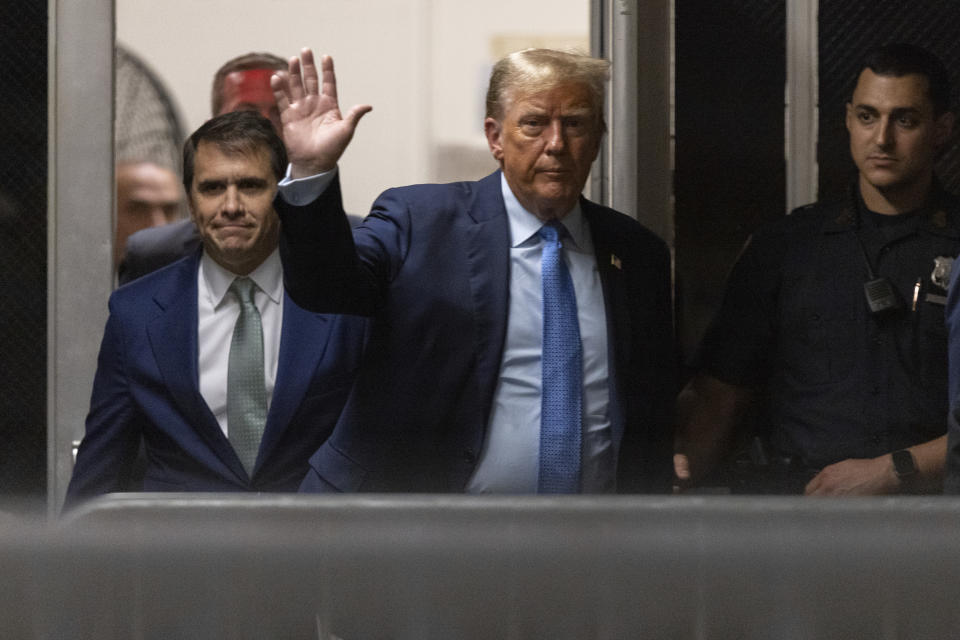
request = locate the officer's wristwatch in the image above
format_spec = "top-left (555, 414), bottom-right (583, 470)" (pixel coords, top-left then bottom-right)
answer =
top-left (891, 449), bottom-right (918, 479)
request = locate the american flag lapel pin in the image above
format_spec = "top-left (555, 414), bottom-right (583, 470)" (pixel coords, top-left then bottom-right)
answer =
top-left (610, 254), bottom-right (622, 270)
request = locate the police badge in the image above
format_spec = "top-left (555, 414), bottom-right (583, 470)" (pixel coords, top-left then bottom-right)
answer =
top-left (931, 256), bottom-right (954, 291)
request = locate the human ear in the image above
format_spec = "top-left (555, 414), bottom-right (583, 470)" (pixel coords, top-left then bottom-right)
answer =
top-left (484, 117), bottom-right (504, 163)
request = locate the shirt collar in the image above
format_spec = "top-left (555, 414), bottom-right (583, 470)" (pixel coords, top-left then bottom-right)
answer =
top-left (200, 248), bottom-right (283, 308)
top-left (500, 173), bottom-right (585, 249)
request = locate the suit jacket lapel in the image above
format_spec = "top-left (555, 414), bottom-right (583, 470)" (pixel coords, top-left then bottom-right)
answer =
top-left (146, 252), bottom-right (249, 482)
top-left (464, 171), bottom-right (511, 429)
top-left (255, 294), bottom-right (331, 472)
top-left (584, 200), bottom-right (632, 356)
top-left (583, 201), bottom-right (630, 443)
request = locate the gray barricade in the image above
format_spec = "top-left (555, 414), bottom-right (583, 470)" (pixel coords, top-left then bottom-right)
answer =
top-left (2, 494), bottom-right (959, 638)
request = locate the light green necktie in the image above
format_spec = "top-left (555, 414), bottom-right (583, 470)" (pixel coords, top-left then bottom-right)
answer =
top-left (227, 277), bottom-right (267, 476)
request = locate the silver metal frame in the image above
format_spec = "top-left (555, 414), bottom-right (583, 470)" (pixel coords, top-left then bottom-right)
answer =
top-left (786, 0), bottom-right (819, 211)
top-left (47, 0), bottom-right (115, 515)
top-left (591, 0), bottom-right (673, 245)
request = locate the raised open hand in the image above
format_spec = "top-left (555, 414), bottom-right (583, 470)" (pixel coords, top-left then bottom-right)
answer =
top-left (271, 48), bottom-right (372, 178)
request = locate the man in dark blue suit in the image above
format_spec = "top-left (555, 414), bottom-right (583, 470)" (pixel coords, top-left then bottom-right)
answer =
top-left (271, 48), bottom-right (675, 493)
top-left (65, 110), bottom-right (366, 507)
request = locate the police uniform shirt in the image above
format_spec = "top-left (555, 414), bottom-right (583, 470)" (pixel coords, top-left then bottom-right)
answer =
top-left (697, 184), bottom-right (960, 469)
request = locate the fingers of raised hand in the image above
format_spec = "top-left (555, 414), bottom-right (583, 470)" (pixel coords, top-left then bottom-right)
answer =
top-left (320, 54), bottom-right (339, 102)
top-left (299, 48), bottom-right (320, 96)
top-left (287, 55), bottom-right (305, 102)
top-left (270, 72), bottom-right (292, 113)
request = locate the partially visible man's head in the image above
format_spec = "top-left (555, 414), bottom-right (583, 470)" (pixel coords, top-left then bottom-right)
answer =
top-left (183, 110), bottom-right (287, 275)
top-left (846, 43), bottom-right (954, 211)
top-left (211, 52), bottom-right (287, 132)
top-left (115, 161), bottom-right (181, 266)
top-left (484, 49), bottom-right (609, 221)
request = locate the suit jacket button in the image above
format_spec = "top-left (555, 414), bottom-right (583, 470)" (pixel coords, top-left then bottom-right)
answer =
top-left (462, 448), bottom-right (477, 464)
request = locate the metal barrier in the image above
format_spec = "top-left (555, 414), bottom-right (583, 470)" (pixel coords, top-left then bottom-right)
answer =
top-left (3, 494), bottom-right (960, 638)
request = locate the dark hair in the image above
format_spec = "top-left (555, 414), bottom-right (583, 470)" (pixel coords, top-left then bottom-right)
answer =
top-left (182, 110), bottom-right (287, 193)
top-left (210, 52), bottom-right (287, 116)
top-left (859, 43), bottom-right (952, 114)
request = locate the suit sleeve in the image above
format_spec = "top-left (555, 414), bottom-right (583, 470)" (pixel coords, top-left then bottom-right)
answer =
top-left (277, 174), bottom-right (411, 316)
top-left (650, 236), bottom-right (679, 483)
top-left (617, 230), bottom-right (677, 493)
top-left (945, 404), bottom-right (960, 493)
top-left (947, 262), bottom-right (960, 410)
top-left (62, 303), bottom-right (145, 510)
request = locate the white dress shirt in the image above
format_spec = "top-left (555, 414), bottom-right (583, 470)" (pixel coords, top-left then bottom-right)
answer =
top-left (196, 246), bottom-right (284, 438)
top-left (466, 174), bottom-right (614, 493)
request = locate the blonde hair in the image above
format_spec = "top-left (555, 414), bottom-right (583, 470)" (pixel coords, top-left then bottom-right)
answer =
top-left (485, 48), bottom-right (609, 127)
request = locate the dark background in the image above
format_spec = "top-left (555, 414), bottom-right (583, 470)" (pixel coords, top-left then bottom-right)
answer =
top-left (675, 0), bottom-right (786, 361)
top-left (0, 1), bottom-right (48, 503)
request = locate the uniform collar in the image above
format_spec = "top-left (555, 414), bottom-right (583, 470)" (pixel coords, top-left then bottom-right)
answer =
top-left (822, 179), bottom-right (960, 240)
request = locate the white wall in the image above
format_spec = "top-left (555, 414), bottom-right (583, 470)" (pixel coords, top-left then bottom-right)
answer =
top-left (117, 0), bottom-right (588, 214)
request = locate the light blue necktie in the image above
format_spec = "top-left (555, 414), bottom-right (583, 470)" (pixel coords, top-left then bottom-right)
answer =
top-left (227, 277), bottom-right (267, 476)
top-left (538, 221), bottom-right (582, 493)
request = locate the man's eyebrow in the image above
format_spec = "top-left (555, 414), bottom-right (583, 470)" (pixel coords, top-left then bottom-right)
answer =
top-left (197, 176), bottom-right (269, 187)
top-left (236, 177), bottom-right (270, 185)
top-left (853, 103), bottom-right (923, 114)
top-left (890, 106), bottom-right (923, 115)
top-left (195, 179), bottom-right (228, 192)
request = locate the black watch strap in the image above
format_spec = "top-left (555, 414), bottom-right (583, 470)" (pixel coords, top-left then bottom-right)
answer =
top-left (892, 449), bottom-right (918, 479)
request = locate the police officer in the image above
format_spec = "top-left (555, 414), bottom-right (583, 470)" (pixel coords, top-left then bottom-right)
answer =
top-left (675, 43), bottom-right (958, 495)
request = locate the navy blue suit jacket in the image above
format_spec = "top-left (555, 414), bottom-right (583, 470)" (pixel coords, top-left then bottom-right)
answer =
top-left (65, 248), bottom-right (367, 508)
top-left (944, 255), bottom-right (960, 493)
top-left (280, 170), bottom-right (676, 493)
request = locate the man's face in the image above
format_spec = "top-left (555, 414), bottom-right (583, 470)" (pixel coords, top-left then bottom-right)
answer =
top-left (115, 162), bottom-right (181, 265)
top-left (188, 141), bottom-right (279, 275)
top-left (219, 69), bottom-right (282, 133)
top-left (484, 82), bottom-right (602, 221)
top-left (846, 68), bottom-right (953, 206)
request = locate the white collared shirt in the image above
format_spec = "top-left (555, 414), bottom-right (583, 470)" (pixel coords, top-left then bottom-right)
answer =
top-left (197, 248), bottom-right (284, 437)
top-left (466, 174), bottom-right (614, 493)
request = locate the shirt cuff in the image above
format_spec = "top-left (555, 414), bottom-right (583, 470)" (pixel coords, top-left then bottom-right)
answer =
top-left (277, 165), bottom-right (337, 206)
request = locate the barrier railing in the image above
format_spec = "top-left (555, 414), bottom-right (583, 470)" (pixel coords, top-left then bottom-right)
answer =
top-left (2, 494), bottom-right (958, 638)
